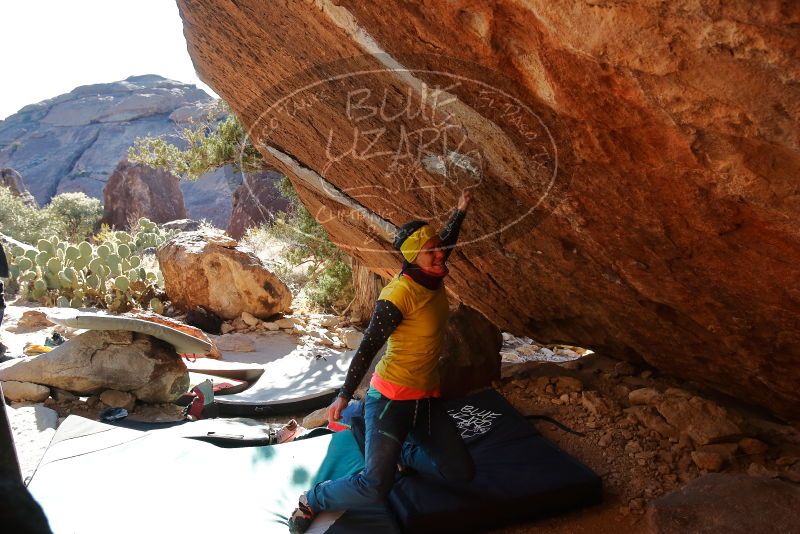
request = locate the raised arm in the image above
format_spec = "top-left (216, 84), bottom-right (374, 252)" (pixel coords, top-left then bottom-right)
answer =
top-left (337, 299), bottom-right (403, 401)
top-left (439, 191), bottom-right (471, 260)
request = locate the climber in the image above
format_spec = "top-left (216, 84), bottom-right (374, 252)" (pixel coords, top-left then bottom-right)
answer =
top-left (288, 191), bottom-right (475, 533)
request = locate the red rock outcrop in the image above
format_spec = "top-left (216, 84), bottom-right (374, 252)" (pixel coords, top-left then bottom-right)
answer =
top-left (101, 160), bottom-right (187, 229)
top-left (226, 168), bottom-right (290, 239)
top-left (177, 1), bottom-right (800, 418)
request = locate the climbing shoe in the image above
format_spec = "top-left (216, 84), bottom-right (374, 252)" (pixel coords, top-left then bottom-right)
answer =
top-left (288, 492), bottom-right (315, 533)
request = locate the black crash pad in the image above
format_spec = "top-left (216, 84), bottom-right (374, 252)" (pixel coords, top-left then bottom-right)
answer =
top-left (388, 388), bottom-right (602, 533)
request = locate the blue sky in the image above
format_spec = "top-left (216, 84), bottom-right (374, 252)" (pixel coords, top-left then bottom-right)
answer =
top-left (0, 0), bottom-right (217, 119)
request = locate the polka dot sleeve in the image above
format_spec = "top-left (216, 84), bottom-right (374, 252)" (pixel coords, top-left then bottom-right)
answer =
top-left (439, 208), bottom-right (466, 261)
top-left (338, 299), bottom-right (404, 399)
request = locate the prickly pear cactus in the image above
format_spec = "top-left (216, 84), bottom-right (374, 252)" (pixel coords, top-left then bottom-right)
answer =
top-left (5, 221), bottom-right (171, 314)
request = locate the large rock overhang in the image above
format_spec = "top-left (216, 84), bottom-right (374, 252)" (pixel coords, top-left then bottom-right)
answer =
top-left (177, 0), bottom-right (800, 419)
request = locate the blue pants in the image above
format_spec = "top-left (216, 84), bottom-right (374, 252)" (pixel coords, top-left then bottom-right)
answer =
top-left (307, 388), bottom-right (474, 512)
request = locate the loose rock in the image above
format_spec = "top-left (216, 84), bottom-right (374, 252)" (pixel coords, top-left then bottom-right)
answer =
top-left (625, 406), bottom-right (678, 439)
top-left (656, 396), bottom-right (741, 445)
top-left (738, 437), bottom-right (769, 455)
top-left (214, 333), bottom-right (256, 352)
top-left (100, 389), bottom-right (137, 411)
top-left (581, 390), bottom-right (616, 417)
top-left (1, 381), bottom-right (50, 402)
top-left (747, 463), bottom-right (779, 478)
top-left (555, 376), bottom-right (583, 393)
top-left (341, 328), bottom-right (364, 350)
top-left (275, 318), bottom-right (295, 329)
top-left (15, 310), bottom-right (54, 330)
top-left (319, 315), bottom-right (341, 328)
top-left (241, 312), bottom-right (260, 327)
top-left (629, 387), bottom-right (661, 405)
top-left (691, 451), bottom-right (724, 472)
top-left (696, 443), bottom-right (738, 463)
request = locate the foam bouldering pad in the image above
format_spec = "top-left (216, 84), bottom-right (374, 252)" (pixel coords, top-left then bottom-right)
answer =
top-left (187, 372), bottom-right (250, 395)
top-left (388, 389), bottom-right (602, 533)
top-left (183, 357), bottom-right (265, 381)
top-left (109, 416), bottom-right (295, 447)
top-left (215, 351), bottom-right (354, 416)
top-left (45, 309), bottom-right (211, 355)
top-left (28, 417), bottom-right (399, 533)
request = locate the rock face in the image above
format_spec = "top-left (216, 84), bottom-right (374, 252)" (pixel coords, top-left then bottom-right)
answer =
top-left (100, 160), bottom-right (187, 229)
top-left (177, 1), bottom-right (800, 419)
top-left (439, 305), bottom-right (502, 398)
top-left (0, 330), bottom-right (188, 402)
top-left (0, 168), bottom-right (35, 206)
top-left (156, 230), bottom-right (292, 320)
top-left (0, 75), bottom-right (232, 227)
top-left (646, 474), bottom-right (800, 534)
top-left (227, 168), bottom-right (290, 239)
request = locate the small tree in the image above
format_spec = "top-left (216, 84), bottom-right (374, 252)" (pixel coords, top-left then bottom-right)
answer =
top-left (128, 102), bottom-right (263, 179)
top-left (268, 176), bottom-right (354, 310)
top-left (128, 102), bottom-right (356, 312)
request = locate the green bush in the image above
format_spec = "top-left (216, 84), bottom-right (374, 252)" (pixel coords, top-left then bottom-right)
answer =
top-left (46, 192), bottom-right (103, 242)
top-left (266, 176), bottom-right (353, 311)
top-left (304, 256), bottom-right (354, 310)
top-left (0, 186), bottom-right (63, 244)
top-left (0, 187), bottom-right (103, 245)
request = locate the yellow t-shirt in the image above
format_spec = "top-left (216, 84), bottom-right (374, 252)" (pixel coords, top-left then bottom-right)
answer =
top-left (374, 274), bottom-right (450, 391)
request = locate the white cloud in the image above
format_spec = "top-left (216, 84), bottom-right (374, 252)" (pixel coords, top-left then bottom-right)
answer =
top-left (0, 0), bottom-right (218, 120)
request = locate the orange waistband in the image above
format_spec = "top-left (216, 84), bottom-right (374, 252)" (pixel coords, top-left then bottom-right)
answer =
top-left (370, 372), bottom-right (440, 401)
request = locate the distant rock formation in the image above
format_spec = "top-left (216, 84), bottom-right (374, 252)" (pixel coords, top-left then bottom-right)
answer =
top-left (0, 168), bottom-right (35, 207)
top-left (100, 160), bottom-right (187, 229)
top-left (0, 75), bottom-right (232, 227)
top-left (226, 168), bottom-right (290, 239)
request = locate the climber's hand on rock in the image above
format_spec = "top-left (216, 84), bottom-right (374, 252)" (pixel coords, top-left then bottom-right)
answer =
top-left (458, 190), bottom-right (471, 212)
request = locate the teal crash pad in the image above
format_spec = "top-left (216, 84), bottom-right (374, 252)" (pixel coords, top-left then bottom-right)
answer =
top-left (28, 416), bottom-right (398, 533)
